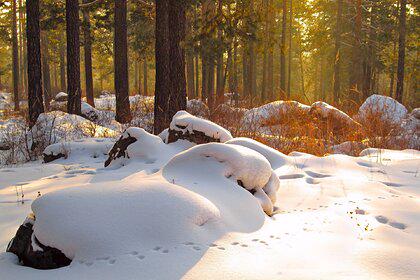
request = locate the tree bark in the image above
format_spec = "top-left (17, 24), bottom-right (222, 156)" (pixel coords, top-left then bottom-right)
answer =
top-left (168, 0), bottom-right (187, 119)
top-left (349, 0), bottom-right (363, 101)
top-left (332, 0), bottom-right (343, 103)
top-left (82, 1), bottom-right (94, 107)
top-left (12, 0), bottom-right (20, 111)
top-left (286, 0), bottom-right (292, 98)
top-left (18, 0), bottom-right (25, 97)
top-left (154, 0), bottom-right (170, 134)
top-left (66, 0), bottom-right (81, 115)
top-left (395, 0), bottom-right (407, 103)
top-left (280, 0), bottom-right (287, 98)
top-left (215, 0), bottom-right (224, 105)
top-left (195, 54), bottom-right (199, 98)
top-left (26, 0), bottom-right (44, 126)
top-left (186, 51), bottom-right (195, 99)
top-left (114, 0), bottom-right (132, 123)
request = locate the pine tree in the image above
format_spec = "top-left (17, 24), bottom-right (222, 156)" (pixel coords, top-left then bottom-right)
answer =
top-left (26, 0), bottom-right (44, 126)
top-left (66, 0), bottom-right (81, 115)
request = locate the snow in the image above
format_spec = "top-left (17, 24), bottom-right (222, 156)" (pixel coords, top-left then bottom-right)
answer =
top-left (242, 100), bottom-right (310, 128)
top-left (310, 101), bottom-right (356, 127)
top-left (0, 118), bottom-right (420, 279)
top-left (357, 94), bottom-right (408, 124)
top-left (170, 111), bottom-right (233, 143)
top-left (43, 138), bottom-right (115, 162)
top-left (163, 143), bottom-right (278, 215)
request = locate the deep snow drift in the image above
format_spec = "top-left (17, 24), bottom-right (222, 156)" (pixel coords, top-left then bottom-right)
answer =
top-left (0, 117), bottom-right (419, 279)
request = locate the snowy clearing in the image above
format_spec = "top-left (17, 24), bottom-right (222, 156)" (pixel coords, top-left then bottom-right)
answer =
top-left (0, 125), bottom-right (419, 279)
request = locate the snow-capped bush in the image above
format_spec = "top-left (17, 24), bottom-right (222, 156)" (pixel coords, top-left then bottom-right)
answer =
top-left (186, 99), bottom-right (210, 118)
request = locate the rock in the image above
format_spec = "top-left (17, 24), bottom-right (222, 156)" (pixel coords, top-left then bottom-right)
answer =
top-left (168, 127), bottom-right (223, 145)
top-left (357, 94), bottom-right (408, 124)
top-left (43, 152), bottom-right (66, 163)
top-left (7, 214), bottom-right (71, 269)
top-left (104, 131), bottom-right (138, 167)
top-left (412, 108), bottom-right (420, 120)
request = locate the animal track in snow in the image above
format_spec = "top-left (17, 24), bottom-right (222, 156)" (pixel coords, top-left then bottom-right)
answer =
top-left (278, 174), bottom-right (305, 180)
top-left (375, 215), bottom-right (407, 230)
top-left (304, 170), bottom-right (331, 178)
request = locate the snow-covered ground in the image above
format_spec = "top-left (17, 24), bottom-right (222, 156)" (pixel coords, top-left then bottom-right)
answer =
top-left (0, 129), bottom-right (419, 279)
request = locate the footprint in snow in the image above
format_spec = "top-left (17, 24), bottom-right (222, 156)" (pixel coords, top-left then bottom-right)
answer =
top-left (375, 215), bottom-right (407, 230)
top-left (304, 170), bottom-right (331, 178)
top-left (108, 259), bottom-right (116, 265)
top-left (278, 174), bottom-right (305, 180)
top-left (137, 255), bottom-right (145, 260)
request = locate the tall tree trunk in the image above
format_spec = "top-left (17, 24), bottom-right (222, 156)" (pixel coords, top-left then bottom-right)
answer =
top-left (154, 0), bottom-right (170, 134)
top-left (41, 32), bottom-right (51, 110)
top-left (332, 0), bottom-right (342, 103)
top-left (59, 32), bottom-right (66, 92)
top-left (168, 0), bottom-right (187, 118)
top-left (143, 56), bottom-right (148, 96)
top-left (186, 51), bottom-right (195, 99)
top-left (26, 0), bottom-right (44, 126)
top-left (395, 0), bottom-right (407, 103)
top-left (279, 0), bottom-right (287, 98)
top-left (390, 38), bottom-right (397, 97)
top-left (114, 0), bottom-right (132, 123)
top-left (53, 61), bottom-right (58, 92)
top-left (297, 25), bottom-right (305, 98)
top-left (215, 0), bottom-right (224, 105)
top-left (18, 0), bottom-right (25, 97)
top-left (201, 55), bottom-right (207, 101)
top-left (195, 54), bottom-right (199, 98)
top-left (349, 0), bottom-right (363, 101)
top-left (134, 59), bottom-right (139, 95)
top-left (12, 0), bottom-right (20, 111)
top-left (286, 0), bottom-right (292, 98)
top-left (82, 1), bottom-right (94, 107)
top-left (66, 0), bottom-right (81, 115)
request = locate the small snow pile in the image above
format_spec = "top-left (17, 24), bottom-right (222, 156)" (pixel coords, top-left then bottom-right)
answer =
top-left (243, 100), bottom-right (310, 128)
top-left (30, 177), bottom-right (220, 261)
top-left (163, 143), bottom-right (279, 215)
top-left (43, 138), bottom-right (114, 163)
top-left (395, 109), bottom-right (420, 149)
top-left (168, 111), bottom-right (233, 144)
top-left (357, 94), bottom-right (408, 124)
top-left (186, 99), bottom-right (210, 118)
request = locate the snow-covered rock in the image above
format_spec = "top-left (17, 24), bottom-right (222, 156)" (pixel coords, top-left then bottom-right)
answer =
top-left (357, 94), bottom-right (408, 124)
top-left (163, 143), bottom-right (279, 215)
top-left (43, 138), bottom-right (114, 163)
top-left (168, 111), bottom-right (233, 144)
top-left (243, 100), bottom-right (310, 127)
top-left (105, 127), bottom-right (191, 167)
top-left (330, 141), bottom-right (367, 156)
top-left (309, 101), bottom-right (358, 128)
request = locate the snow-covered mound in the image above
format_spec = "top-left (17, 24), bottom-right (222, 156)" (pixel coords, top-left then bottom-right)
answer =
top-left (30, 176), bottom-right (221, 261)
top-left (309, 101), bottom-right (358, 128)
top-left (32, 111), bottom-right (118, 144)
top-left (167, 111), bottom-right (233, 144)
top-left (105, 127), bottom-right (191, 167)
top-left (163, 143), bottom-right (279, 215)
top-left (226, 137), bottom-right (289, 169)
top-left (243, 100), bottom-right (310, 128)
top-left (357, 94), bottom-right (408, 124)
top-left (43, 138), bottom-right (114, 163)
